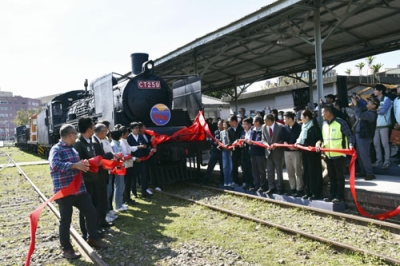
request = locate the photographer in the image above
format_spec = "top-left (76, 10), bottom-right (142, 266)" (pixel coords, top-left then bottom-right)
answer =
top-left (351, 95), bottom-right (379, 180)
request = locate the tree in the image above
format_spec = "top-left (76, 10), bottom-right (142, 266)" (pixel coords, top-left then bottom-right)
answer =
top-left (345, 68), bottom-right (351, 76)
top-left (355, 62), bottom-right (365, 83)
top-left (371, 63), bottom-right (384, 83)
top-left (13, 108), bottom-right (39, 126)
top-left (365, 56), bottom-right (375, 83)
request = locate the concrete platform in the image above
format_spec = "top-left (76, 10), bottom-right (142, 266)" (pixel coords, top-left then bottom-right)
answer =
top-left (221, 185), bottom-right (345, 212)
top-left (196, 162), bottom-right (400, 223)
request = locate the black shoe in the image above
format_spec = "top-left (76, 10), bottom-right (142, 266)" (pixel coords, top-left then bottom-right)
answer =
top-left (87, 239), bottom-right (107, 249)
top-left (364, 174), bottom-right (376, 180)
top-left (141, 191), bottom-right (153, 198)
top-left (332, 198), bottom-right (343, 203)
top-left (63, 249), bottom-right (81, 259)
top-left (355, 172), bottom-right (366, 178)
top-left (309, 195), bottom-right (319, 200)
top-left (294, 191), bottom-right (303, 197)
top-left (248, 187), bottom-right (256, 192)
top-left (276, 190), bottom-right (283, 195)
top-left (323, 197), bottom-right (333, 202)
top-left (266, 188), bottom-right (276, 194)
top-left (301, 194), bottom-right (310, 199)
top-left (256, 187), bottom-right (264, 193)
top-left (286, 189), bottom-right (296, 196)
top-left (100, 222), bottom-right (114, 227)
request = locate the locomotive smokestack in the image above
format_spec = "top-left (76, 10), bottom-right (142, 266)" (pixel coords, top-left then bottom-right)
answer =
top-left (130, 53), bottom-right (149, 75)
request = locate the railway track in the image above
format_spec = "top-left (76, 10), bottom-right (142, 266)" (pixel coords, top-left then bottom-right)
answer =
top-left (162, 183), bottom-right (400, 265)
top-left (0, 151), bottom-right (106, 266)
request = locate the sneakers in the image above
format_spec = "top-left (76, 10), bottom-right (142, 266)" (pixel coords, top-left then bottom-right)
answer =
top-left (146, 189), bottom-right (153, 195)
top-left (382, 162), bottom-right (390, 169)
top-left (372, 161), bottom-right (382, 167)
top-left (323, 197), bottom-right (333, 202)
top-left (155, 187), bottom-right (162, 192)
top-left (105, 215), bottom-right (115, 223)
top-left (63, 249), bottom-right (81, 259)
top-left (115, 204), bottom-right (129, 212)
top-left (365, 174), bottom-right (376, 180)
top-left (256, 187), bottom-right (264, 193)
top-left (230, 182), bottom-right (238, 187)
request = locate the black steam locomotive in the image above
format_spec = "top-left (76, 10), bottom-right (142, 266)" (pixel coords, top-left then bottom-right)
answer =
top-left (17, 53), bottom-right (207, 181)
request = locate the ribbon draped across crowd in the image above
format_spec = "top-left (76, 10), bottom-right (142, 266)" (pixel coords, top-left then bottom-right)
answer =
top-left (25, 111), bottom-right (400, 265)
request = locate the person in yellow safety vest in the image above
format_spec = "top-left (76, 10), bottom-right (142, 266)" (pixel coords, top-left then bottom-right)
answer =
top-left (316, 106), bottom-right (354, 204)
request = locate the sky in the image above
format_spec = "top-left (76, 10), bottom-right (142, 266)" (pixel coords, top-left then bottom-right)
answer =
top-left (1, 0), bottom-right (400, 99)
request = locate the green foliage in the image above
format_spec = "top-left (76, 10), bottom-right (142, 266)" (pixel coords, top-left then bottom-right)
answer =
top-left (12, 108), bottom-right (40, 126)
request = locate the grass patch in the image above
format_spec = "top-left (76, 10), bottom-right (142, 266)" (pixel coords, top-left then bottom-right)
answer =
top-left (0, 146), bottom-right (46, 163)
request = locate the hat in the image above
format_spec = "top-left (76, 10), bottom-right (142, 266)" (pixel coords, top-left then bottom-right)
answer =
top-left (324, 94), bottom-right (335, 100)
top-left (368, 97), bottom-right (380, 107)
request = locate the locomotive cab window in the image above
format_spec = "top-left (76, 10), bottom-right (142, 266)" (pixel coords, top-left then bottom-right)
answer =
top-left (52, 102), bottom-right (62, 116)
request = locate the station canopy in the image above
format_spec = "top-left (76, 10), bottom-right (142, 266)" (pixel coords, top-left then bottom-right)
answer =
top-left (152, 0), bottom-right (400, 93)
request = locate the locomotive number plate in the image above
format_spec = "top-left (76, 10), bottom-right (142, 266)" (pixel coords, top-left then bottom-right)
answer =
top-left (138, 80), bottom-right (161, 89)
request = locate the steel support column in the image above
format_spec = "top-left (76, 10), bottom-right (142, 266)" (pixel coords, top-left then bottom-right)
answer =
top-left (234, 78), bottom-right (238, 114)
top-left (313, 0), bottom-right (324, 124)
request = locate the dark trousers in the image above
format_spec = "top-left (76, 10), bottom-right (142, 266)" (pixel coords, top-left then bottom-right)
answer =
top-left (146, 156), bottom-right (159, 187)
top-left (78, 179), bottom-right (107, 231)
top-left (124, 167), bottom-right (135, 202)
top-left (203, 149), bottom-right (223, 184)
top-left (231, 150), bottom-right (242, 184)
top-left (132, 162), bottom-right (148, 194)
top-left (326, 156), bottom-right (347, 199)
top-left (355, 134), bottom-right (374, 175)
top-left (251, 155), bottom-right (266, 189)
top-left (241, 150), bottom-right (253, 186)
top-left (57, 193), bottom-right (98, 249)
top-left (302, 151), bottom-right (322, 197)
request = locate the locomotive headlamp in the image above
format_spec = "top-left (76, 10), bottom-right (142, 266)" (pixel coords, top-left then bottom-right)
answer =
top-left (146, 62), bottom-right (153, 70)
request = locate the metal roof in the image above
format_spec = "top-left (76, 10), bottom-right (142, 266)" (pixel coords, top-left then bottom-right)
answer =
top-left (153, 0), bottom-right (400, 93)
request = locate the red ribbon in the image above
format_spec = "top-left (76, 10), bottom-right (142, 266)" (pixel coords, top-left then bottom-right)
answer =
top-left (26, 112), bottom-right (400, 265)
top-left (196, 112), bottom-right (400, 220)
top-left (26, 155), bottom-right (128, 265)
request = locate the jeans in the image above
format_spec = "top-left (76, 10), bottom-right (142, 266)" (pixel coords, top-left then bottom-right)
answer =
top-left (373, 127), bottom-right (390, 165)
top-left (222, 149), bottom-right (232, 185)
top-left (356, 134), bottom-right (374, 175)
top-left (113, 175), bottom-right (125, 209)
top-left (57, 193), bottom-right (98, 249)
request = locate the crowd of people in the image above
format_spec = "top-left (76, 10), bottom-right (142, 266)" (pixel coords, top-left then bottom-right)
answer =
top-left (49, 117), bottom-right (159, 259)
top-left (203, 84), bottom-right (400, 203)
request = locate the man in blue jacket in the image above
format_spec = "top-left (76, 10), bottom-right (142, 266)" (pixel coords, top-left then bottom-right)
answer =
top-left (372, 84), bottom-right (393, 169)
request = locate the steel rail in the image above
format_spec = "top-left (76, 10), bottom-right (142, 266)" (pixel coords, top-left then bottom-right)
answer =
top-left (188, 182), bottom-right (400, 234)
top-left (6, 154), bottom-right (107, 266)
top-left (160, 189), bottom-right (400, 265)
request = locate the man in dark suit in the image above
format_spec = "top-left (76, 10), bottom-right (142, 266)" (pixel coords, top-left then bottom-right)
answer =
top-left (127, 122), bottom-right (151, 198)
top-left (262, 113), bottom-right (285, 194)
top-left (73, 117), bottom-right (103, 239)
top-left (92, 123), bottom-right (115, 227)
top-left (228, 114), bottom-right (244, 185)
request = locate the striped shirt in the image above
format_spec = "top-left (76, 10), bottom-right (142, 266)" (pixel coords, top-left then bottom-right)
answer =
top-left (49, 140), bottom-right (86, 195)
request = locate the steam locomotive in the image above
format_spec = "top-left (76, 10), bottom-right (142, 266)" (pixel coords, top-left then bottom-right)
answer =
top-left (17, 53), bottom-right (207, 180)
